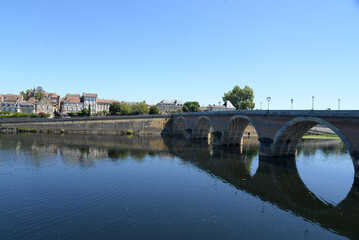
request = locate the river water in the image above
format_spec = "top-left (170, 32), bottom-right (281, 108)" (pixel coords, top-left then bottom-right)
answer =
top-left (0, 134), bottom-right (358, 240)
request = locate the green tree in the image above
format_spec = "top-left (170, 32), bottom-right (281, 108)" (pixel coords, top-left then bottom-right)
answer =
top-left (182, 101), bottom-right (200, 112)
top-left (222, 85), bottom-right (255, 110)
top-left (149, 105), bottom-right (161, 115)
top-left (132, 102), bottom-right (149, 115)
top-left (20, 89), bottom-right (32, 100)
top-left (34, 91), bottom-right (45, 101)
top-left (109, 102), bottom-right (131, 115)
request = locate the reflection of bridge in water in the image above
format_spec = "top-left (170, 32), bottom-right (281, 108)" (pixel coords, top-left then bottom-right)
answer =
top-left (163, 138), bottom-right (359, 239)
top-left (1, 135), bottom-right (358, 238)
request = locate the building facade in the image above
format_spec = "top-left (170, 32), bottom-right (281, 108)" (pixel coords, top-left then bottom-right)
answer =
top-left (35, 96), bottom-right (56, 117)
top-left (157, 99), bottom-right (184, 114)
top-left (83, 93), bottom-right (98, 114)
top-left (61, 94), bottom-right (83, 114)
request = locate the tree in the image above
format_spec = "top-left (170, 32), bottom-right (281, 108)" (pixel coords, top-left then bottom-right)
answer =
top-left (34, 91), bottom-right (45, 101)
top-left (132, 102), bottom-right (149, 115)
top-left (20, 89), bottom-right (32, 100)
top-left (222, 85), bottom-right (255, 110)
top-left (109, 102), bottom-right (131, 115)
top-left (149, 105), bottom-right (161, 115)
top-left (182, 101), bottom-right (200, 112)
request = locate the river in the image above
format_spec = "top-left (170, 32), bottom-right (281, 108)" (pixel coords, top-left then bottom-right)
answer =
top-left (0, 134), bottom-right (357, 239)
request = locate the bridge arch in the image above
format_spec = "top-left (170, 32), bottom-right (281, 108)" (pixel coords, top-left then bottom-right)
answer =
top-left (272, 117), bottom-right (354, 157)
top-left (192, 116), bottom-right (215, 139)
top-left (221, 115), bottom-right (260, 146)
top-left (173, 116), bottom-right (187, 137)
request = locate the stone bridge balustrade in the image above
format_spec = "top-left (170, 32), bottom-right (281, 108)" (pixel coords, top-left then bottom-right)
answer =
top-left (172, 110), bottom-right (359, 179)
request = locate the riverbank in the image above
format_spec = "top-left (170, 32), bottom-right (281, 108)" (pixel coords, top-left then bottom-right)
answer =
top-left (0, 115), bottom-right (173, 135)
top-left (303, 134), bottom-right (340, 140)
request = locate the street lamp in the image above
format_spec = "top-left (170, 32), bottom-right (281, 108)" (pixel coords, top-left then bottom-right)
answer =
top-left (291, 99), bottom-right (293, 110)
top-left (312, 96), bottom-right (314, 110)
top-left (267, 97), bottom-right (271, 111)
top-left (338, 99), bottom-right (340, 110)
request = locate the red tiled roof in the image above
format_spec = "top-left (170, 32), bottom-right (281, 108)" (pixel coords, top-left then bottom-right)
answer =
top-left (27, 97), bottom-right (37, 104)
top-left (45, 92), bottom-right (59, 98)
top-left (97, 99), bottom-right (118, 104)
top-left (65, 93), bottom-right (81, 98)
top-left (63, 97), bottom-right (81, 103)
top-left (3, 94), bottom-right (23, 102)
top-left (83, 93), bottom-right (98, 98)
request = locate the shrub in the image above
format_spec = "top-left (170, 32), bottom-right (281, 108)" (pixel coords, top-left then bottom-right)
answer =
top-left (38, 112), bottom-right (51, 118)
top-left (149, 106), bottom-right (161, 115)
top-left (132, 103), bottom-right (149, 115)
top-left (0, 111), bottom-right (12, 115)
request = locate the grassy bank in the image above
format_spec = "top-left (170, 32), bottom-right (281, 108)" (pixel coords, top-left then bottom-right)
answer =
top-left (303, 134), bottom-right (340, 140)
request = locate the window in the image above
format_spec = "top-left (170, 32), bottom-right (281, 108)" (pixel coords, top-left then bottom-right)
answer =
top-left (50, 106), bottom-right (52, 109)
top-left (38, 106), bottom-right (40, 109)
top-left (46, 106), bottom-right (49, 110)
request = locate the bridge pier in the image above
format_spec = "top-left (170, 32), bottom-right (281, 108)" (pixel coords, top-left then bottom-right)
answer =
top-left (353, 157), bottom-right (359, 180)
top-left (212, 131), bottom-right (223, 145)
top-left (258, 138), bottom-right (274, 157)
top-left (185, 129), bottom-right (193, 139)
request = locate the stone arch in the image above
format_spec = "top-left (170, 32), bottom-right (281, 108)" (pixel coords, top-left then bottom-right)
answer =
top-left (192, 116), bottom-right (214, 139)
top-left (272, 117), bottom-right (354, 157)
top-left (221, 115), bottom-right (261, 146)
top-left (173, 116), bottom-right (187, 137)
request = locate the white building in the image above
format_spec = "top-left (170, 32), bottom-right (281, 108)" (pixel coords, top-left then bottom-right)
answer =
top-left (156, 99), bottom-right (184, 114)
top-left (83, 93), bottom-right (98, 114)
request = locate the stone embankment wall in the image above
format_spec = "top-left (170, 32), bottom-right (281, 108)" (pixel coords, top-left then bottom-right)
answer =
top-left (0, 115), bottom-right (173, 135)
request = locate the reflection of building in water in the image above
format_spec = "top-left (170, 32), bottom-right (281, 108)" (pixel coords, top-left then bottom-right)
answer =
top-left (59, 147), bottom-right (109, 159)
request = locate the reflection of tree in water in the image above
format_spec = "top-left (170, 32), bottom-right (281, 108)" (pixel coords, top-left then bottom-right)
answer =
top-left (108, 149), bottom-right (130, 161)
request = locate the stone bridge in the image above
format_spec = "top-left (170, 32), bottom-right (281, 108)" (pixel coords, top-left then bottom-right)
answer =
top-left (172, 110), bottom-right (359, 178)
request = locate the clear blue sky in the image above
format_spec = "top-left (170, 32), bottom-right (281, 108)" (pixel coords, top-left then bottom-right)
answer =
top-left (1, 0), bottom-right (359, 109)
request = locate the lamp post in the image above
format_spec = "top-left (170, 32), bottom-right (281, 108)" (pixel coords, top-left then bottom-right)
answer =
top-left (312, 96), bottom-right (314, 110)
top-left (338, 99), bottom-right (340, 110)
top-left (267, 97), bottom-right (271, 111)
top-left (291, 99), bottom-right (293, 110)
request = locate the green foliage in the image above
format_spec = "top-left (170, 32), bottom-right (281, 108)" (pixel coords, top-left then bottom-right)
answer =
top-left (149, 105), bottom-right (161, 115)
top-left (82, 108), bottom-right (90, 116)
top-left (182, 102), bottom-right (200, 112)
top-left (13, 112), bottom-right (29, 117)
top-left (68, 112), bottom-right (76, 117)
top-left (0, 111), bottom-right (12, 115)
top-left (0, 111), bottom-right (50, 118)
top-left (131, 103), bottom-right (149, 115)
top-left (126, 129), bottom-right (134, 135)
top-left (34, 91), bottom-right (45, 101)
top-left (110, 102), bottom-right (132, 115)
top-left (20, 89), bottom-right (32, 100)
top-left (171, 109), bottom-right (183, 114)
top-left (60, 129), bottom-right (66, 134)
top-left (223, 85), bottom-right (255, 110)
top-left (17, 128), bottom-right (37, 133)
top-left (38, 112), bottom-right (51, 118)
